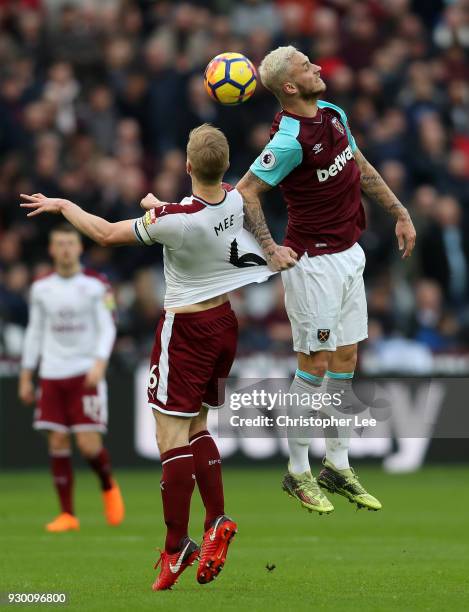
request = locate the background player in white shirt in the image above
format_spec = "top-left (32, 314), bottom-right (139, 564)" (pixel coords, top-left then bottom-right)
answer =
top-left (20, 124), bottom-right (294, 591)
top-left (18, 224), bottom-right (124, 533)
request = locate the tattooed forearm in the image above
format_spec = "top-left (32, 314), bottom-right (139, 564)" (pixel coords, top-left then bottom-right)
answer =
top-left (243, 196), bottom-right (276, 252)
top-left (354, 149), bottom-right (410, 220)
top-left (354, 148), bottom-right (416, 258)
top-left (237, 171), bottom-right (276, 253)
top-left (236, 170), bottom-right (298, 270)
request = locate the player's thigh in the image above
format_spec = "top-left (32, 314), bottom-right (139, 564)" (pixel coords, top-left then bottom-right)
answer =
top-left (66, 376), bottom-right (108, 434)
top-left (282, 253), bottom-right (342, 353)
top-left (149, 306), bottom-right (238, 419)
top-left (336, 245), bottom-right (368, 349)
top-left (153, 409), bottom-right (192, 454)
top-left (203, 313), bottom-right (238, 410)
top-left (75, 430), bottom-right (102, 458)
top-left (34, 378), bottom-right (68, 433)
top-left (147, 313), bottom-right (208, 418)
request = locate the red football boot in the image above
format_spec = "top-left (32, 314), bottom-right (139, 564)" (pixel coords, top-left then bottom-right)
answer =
top-left (197, 515), bottom-right (237, 584)
top-left (152, 537), bottom-right (200, 591)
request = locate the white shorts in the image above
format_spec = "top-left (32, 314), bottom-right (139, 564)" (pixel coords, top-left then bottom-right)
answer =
top-left (281, 242), bottom-right (368, 353)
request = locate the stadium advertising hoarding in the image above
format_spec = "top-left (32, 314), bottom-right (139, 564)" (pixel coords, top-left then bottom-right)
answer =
top-left (2, 360), bottom-right (468, 469)
top-left (134, 361), bottom-right (469, 471)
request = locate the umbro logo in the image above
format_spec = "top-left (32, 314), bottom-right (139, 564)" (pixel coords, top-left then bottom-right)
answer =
top-left (312, 143), bottom-right (323, 155)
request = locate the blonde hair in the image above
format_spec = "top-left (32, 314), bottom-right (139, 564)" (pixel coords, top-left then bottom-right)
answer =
top-left (259, 45), bottom-right (299, 100)
top-left (187, 124), bottom-right (229, 184)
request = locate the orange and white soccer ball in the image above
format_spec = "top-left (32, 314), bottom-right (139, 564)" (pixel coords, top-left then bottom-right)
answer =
top-left (204, 52), bottom-right (257, 105)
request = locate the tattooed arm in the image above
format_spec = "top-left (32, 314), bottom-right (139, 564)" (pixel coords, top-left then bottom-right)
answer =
top-left (236, 170), bottom-right (297, 271)
top-left (354, 148), bottom-right (416, 258)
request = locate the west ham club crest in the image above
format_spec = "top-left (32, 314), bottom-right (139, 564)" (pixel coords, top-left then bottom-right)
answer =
top-left (331, 116), bottom-right (345, 135)
top-left (317, 328), bottom-right (331, 343)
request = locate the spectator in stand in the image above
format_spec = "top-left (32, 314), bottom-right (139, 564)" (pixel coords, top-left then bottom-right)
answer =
top-left (420, 195), bottom-right (469, 309)
top-left (0, 0), bottom-right (467, 368)
top-left (410, 279), bottom-right (460, 352)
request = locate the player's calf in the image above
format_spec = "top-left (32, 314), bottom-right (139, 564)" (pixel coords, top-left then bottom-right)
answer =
top-left (77, 434), bottom-right (125, 526)
top-left (189, 427), bottom-right (225, 532)
top-left (48, 446), bottom-right (75, 522)
top-left (282, 372), bottom-right (334, 515)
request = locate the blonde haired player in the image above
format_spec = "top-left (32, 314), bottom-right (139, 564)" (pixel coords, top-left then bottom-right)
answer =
top-left (19, 224), bottom-right (124, 532)
top-left (237, 46), bottom-right (416, 514)
top-left (20, 124), bottom-right (295, 590)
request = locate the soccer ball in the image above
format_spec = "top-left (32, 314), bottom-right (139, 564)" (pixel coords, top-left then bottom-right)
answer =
top-left (204, 52), bottom-right (257, 105)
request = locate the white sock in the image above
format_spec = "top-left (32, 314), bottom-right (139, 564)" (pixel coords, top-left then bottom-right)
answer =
top-left (323, 376), bottom-right (354, 470)
top-left (287, 372), bottom-right (324, 474)
top-left (288, 437), bottom-right (311, 474)
top-left (325, 436), bottom-right (350, 470)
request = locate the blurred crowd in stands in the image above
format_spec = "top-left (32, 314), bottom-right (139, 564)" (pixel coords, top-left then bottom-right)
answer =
top-left (1, 0), bottom-right (469, 372)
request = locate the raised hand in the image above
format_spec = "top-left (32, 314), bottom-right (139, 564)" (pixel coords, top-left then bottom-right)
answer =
top-left (140, 193), bottom-right (168, 211)
top-left (396, 215), bottom-right (416, 259)
top-left (265, 244), bottom-right (298, 271)
top-left (84, 359), bottom-right (107, 389)
top-left (20, 193), bottom-right (65, 217)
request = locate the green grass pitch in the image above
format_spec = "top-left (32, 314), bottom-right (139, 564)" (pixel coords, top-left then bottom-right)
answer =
top-left (0, 466), bottom-right (468, 611)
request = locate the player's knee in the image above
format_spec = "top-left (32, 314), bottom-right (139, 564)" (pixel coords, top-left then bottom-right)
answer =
top-left (156, 427), bottom-right (189, 455)
top-left (332, 345), bottom-right (357, 372)
top-left (298, 352), bottom-right (328, 379)
top-left (75, 432), bottom-right (102, 458)
top-left (154, 416), bottom-right (190, 455)
top-left (48, 431), bottom-right (70, 453)
top-left (156, 429), bottom-right (180, 455)
top-left (189, 408), bottom-right (208, 438)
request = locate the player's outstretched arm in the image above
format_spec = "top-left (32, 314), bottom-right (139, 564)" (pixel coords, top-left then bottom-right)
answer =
top-left (354, 149), bottom-right (416, 259)
top-left (20, 194), bottom-right (138, 246)
top-left (236, 171), bottom-right (297, 271)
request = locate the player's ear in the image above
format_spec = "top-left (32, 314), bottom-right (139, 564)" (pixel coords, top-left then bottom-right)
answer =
top-left (186, 160), bottom-right (192, 176)
top-left (283, 81), bottom-right (296, 95)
